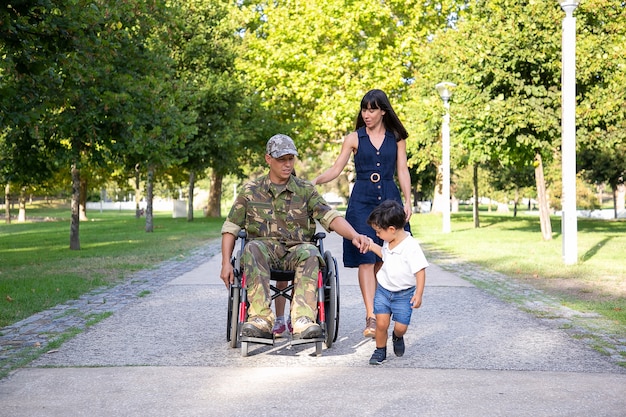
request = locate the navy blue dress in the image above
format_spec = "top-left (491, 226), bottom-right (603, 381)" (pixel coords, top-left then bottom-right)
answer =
top-left (343, 127), bottom-right (410, 267)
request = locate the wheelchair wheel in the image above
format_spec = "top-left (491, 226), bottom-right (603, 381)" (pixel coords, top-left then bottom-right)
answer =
top-left (227, 284), bottom-right (240, 348)
top-left (323, 251), bottom-right (339, 348)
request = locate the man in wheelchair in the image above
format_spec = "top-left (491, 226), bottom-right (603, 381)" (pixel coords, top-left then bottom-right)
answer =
top-left (220, 134), bottom-right (369, 340)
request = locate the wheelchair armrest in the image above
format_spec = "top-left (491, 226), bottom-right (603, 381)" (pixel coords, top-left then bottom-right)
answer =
top-left (313, 232), bottom-right (327, 255)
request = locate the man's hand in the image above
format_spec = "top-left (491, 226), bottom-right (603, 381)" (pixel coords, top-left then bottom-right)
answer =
top-left (220, 263), bottom-right (234, 289)
top-left (351, 234), bottom-right (370, 254)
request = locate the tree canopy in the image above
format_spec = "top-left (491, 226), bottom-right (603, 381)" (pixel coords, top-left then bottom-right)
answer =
top-left (2, 0), bottom-right (625, 245)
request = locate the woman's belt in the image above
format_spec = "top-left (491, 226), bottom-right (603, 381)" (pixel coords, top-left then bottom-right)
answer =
top-left (356, 173), bottom-right (392, 183)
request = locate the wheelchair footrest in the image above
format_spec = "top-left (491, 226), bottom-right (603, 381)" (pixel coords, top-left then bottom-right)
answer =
top-left (240, 336), bottom-right (275, 346)
top-left (290, 336), bottom-right (325, 346)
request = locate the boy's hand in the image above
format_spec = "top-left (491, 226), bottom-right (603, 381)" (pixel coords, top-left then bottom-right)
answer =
top-left (410, 293), bottom-right (423, 309)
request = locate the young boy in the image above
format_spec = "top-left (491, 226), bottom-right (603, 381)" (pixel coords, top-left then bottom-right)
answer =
top-left (365, 200), bottom-right (428, 365)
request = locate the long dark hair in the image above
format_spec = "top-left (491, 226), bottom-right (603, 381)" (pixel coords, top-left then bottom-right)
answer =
top-left (355, 89), bottom-right (408, 141)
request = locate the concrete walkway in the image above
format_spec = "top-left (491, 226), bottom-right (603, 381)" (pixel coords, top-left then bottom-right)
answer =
top-left (1, 232), bottom-right (625, 416)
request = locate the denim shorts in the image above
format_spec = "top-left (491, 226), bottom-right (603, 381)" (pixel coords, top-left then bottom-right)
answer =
top-left (373, 284), bottom-right (415, 325)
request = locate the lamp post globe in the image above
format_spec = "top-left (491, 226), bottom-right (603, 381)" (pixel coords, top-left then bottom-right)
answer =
top-left (436, 82), bottom-right (456, 104)
top-left (558, 0), bottom-right (581, 16)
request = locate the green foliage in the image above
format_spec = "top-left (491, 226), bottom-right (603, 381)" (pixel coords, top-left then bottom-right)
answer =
top-left (550, 175), bottom-right (602, 211)
top-left (576, 1), bottom-right (626, 191)
top-left (167, 0), bottom-right (258, 179)
top-left (2, 0), bottom-right (625, 232)
top-left (236, 0), bottom-right (466, 150)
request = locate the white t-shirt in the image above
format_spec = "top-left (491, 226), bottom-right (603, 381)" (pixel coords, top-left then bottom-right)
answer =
top-left (377, 232), bottom-right (429, 292)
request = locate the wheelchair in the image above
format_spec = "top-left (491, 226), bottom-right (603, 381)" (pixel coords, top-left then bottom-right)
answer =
top-left (226, 230), bottom-right (340, 357)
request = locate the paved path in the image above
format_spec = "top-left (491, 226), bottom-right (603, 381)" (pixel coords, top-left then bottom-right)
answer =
top-left (1, 232), bottom-right (625, 416)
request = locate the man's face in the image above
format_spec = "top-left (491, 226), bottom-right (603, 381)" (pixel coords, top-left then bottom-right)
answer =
top-left (266, 153), bottom-right (296, 184)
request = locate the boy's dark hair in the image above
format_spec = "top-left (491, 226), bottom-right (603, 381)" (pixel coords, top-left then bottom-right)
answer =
top-left (367, 200), bottom-right (406, 230)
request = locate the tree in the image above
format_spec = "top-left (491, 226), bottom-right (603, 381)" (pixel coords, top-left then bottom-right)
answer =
top-left (237, 0), bottom-right (467, 153)
top-left (0, 1), bottom-right (66, 217)
top-left (575, 1), bottom-right (626, 218)
top-left (1, 1), bottom-right (196, 244)
top-left (410, 0), bottom-right (566, 239)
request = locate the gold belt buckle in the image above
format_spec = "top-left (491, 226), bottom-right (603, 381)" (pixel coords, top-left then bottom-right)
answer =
top-left (370, 173), bottom-right (380, 183)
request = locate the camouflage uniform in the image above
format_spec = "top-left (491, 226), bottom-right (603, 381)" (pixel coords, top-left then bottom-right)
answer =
top-left (221, 174), bottom-right (342, 327)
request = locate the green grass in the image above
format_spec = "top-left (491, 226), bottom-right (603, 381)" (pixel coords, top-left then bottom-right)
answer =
top-left (0, 206), bottom-right (223, 327)
top-left (410, 211), bottom-right (626, 327)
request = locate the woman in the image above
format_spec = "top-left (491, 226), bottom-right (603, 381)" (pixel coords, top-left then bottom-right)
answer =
top-left (312, 89), bottom-right (412, 338)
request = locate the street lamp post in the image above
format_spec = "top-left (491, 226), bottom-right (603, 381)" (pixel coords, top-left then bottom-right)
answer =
top-left (436, 82), bottom-right (456, 234)
top-left (558, 0), bottom-right (580, 265)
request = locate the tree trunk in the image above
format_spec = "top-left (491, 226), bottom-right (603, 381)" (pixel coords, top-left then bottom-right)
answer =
top-left (79, 176), bottom-right (88, 221)
top-left (513, 187), bottom-right (519, 217)
top-left (4, 183), bottom-right (10, 224)
top-left (145, 165), bottom-right (154, 233)
top-left (207, 170), bottom-right (223, 217)
top-left (472, 163), bottom-right (480, 228)
top-left (613, 187), bottom-right (618, 219)
top-left (70, 163), bottom-right (81, 250)
top-left (187, 171), bottom-right (196, 222)
top-left (18, 187), bottom-right (26, 222)
top-left (135, 164), bottom-right (142, 218)
top-left (534, 152), bottom-right (552, 241)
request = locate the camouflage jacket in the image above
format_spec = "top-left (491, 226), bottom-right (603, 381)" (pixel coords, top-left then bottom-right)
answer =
top-left (221, 174), bottom-right (341, 246)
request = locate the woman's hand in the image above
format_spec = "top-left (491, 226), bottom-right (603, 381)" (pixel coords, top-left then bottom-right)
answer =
top-left (404, 202), bottom-right (412, 223)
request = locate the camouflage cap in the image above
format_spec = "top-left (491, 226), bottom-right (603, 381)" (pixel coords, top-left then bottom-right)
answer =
top-left (266, 134), bottom-right (299, 158)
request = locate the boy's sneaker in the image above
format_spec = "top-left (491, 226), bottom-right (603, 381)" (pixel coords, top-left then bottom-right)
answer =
top-left (392, 332), bottom-right (405, 357)
top-left (369, 347), bottom-right (387, 365)
top-left (272, 317), bottom-right (292, 336)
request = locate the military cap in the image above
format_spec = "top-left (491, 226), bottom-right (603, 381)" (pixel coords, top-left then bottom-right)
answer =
top-left (266, 134), bottom-right (299, 158)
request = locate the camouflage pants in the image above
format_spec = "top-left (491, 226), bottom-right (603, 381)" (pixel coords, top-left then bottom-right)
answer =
top-left (242, 240), bottom-right (323, 326)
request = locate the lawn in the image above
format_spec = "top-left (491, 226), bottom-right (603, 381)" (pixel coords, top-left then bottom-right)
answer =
top-left (410, 210), bottom-right (626, 327)
top-left (0, 205), bottom-right (223, 327)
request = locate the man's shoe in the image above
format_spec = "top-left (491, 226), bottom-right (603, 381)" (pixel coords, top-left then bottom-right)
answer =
top-left (241, 316), bottom-right (272, 339)
top-left (392, 332), bottom-right (405, 357)
top-left (369, 347), bottom-right (387, 365)
top-left (292, 317), bottom-right (322, 339)
top-left (363, 317), bottom-right (376, 338)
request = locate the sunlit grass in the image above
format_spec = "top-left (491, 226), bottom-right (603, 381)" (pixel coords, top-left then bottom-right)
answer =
top-left (0, 207), bottom-right (223, 327)
top-left (410, 210), bottom-right (626, 327)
